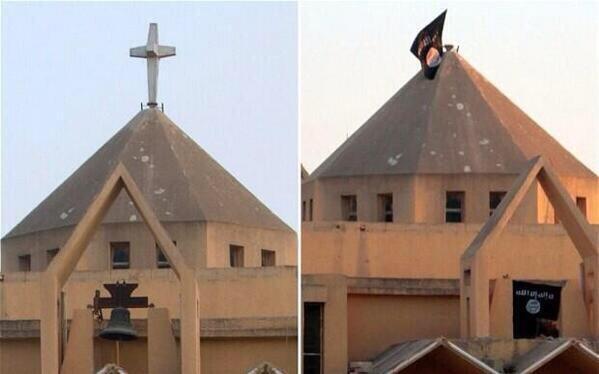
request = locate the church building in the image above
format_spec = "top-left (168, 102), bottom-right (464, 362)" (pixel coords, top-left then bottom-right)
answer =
top-left (301, 18), bottom-right (598, 373)
top-left (0, 24), bottom-right (297, 374)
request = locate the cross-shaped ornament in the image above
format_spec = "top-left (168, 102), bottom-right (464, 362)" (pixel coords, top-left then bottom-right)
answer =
top-left (92, 281), bottom-right (149, 321)
top-left (130, 23), bottom-right (175, 107)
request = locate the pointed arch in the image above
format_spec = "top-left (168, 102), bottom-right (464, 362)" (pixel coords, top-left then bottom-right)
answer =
top-left (460, 156), bottom-right (598, 338)
top-left (40, 163), bottom-right (200, 374)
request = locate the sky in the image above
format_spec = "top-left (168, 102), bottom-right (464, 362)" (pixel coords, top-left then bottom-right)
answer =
top-left (301, 1), bottom-right (599, 174)
top-left (1, 2), bottom-right (298, 235)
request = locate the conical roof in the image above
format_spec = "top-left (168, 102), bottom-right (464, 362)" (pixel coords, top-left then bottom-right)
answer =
top-left (4, 109), bottom-right (290, 238)
top-left (309, 51), bottom-right (595, 180)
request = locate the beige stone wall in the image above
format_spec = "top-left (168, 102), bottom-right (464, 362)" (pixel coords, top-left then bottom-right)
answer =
top-left (0, 338), bottom-right (41, 374)
top-left (1, 267), bottom-right (297, 373)
top-left (201, 337), bottom-right (297, 374)
top-left (347, 295), bottom-right (460, 361)
top-left (302, 222), bottom-right (597, 280)
top-left (1, 221), bottom-right (296, 273)
top-left (0, 222), bottom-right (205, 273)
top-left (302, 222), bottom-right (598, 367)
top-left (301, 174), bottom-right (597, 225)
top-left (536, 176), bottom-right (599, 224)
top-left (412, 174), bottom-right (537, 224)
top-left (206, 222), bottom-right (297, 268)
top-left (0, 267), bottom-right (297, 320)
top-left (1, 337), bottom-right (297, 374)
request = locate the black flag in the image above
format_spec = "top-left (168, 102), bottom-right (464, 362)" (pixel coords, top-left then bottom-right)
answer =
top-left (410, 10), bottom-right (447, 79)
top-left (513, 281), bottom-right (562, 338)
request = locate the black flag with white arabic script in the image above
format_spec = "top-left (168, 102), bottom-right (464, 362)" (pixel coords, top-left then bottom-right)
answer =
top-left (513, 281), bottom-right (562, 338)
top-left (410, 10), bottom-right (447, 79)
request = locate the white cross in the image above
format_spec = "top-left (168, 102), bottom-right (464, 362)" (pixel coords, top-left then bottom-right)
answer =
top-left (130, 23), bottom-right (175, 107)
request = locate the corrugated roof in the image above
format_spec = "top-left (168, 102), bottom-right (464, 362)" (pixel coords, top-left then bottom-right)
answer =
top-left (507, 339), bottom-right (599, 373)
top-left (4, 109), bottom-right (291, 238)
top-left (309, 51), bottom-right (595, 180)
top-left (370, 337), bottom-right (497, 373)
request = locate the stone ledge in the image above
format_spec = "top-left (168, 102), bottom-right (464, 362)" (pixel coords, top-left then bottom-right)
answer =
top-left (0, 316), bottom-right (297, 339)
top-left (347, 277), bottom-right (460, 296)
top-left (0, 265), bottom-right (297, 283)
top-left (303, 221), bottom-right (599, 235)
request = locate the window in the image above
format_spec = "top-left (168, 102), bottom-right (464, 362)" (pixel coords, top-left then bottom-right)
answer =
top-left (341, 195), bottom-right (357, 221)
top-left (110, 242), bottom-right (130, 269)
top-left (229, 245), bottom-right (244, 267)
top-left (18, 254), bottom-right (31, 272)
top-left (303, 302), bottom-right (324, 374)
top-left (445, 191), bottom-right (465, 223)
top-left (309, 199), bottom-right (314, 221)
top-left (489, 191), bottom-right (507, 216)
top-left (302, 201), bottom-right (306, 221)
top-left (378, 193), bottom-right (393, 222)
top-left (576, 197), bottom-right (587, 218)
top-left (46, 248), bottom-right (59, 266)
top-left (261, 249), bottom-right (276, 267)
top-left (156, 241), bottom-right (176, 269)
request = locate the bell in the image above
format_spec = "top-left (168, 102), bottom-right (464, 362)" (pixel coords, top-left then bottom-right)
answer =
top-left (99, 307), bottom-right (138, 341)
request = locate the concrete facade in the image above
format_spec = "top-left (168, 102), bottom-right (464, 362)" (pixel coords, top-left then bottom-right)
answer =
top-left (1, 220), bottom-right (296, 273)
top-left (301, 175), bottom-right (598, 226)
top-left (301, 221), bottom-right (598, 369)
top-left (1, 267), bottom-right (298, 373)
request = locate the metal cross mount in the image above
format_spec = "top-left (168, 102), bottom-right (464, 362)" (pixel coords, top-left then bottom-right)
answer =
top-left (91, 280), bottom-right (151, 321)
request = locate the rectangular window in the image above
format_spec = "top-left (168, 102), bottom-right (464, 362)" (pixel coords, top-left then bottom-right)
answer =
top-left (156, 241), bottom-right (176, 269)
top-left (46, 248), bottom-right (59, 266)
top-left (576, 197), bottom-right (587, 218)
top-left (110, 242), bottom-right (130, 269)
top-left (18, 254), bottom-right (31, 272)
top-left (229, 245), bottom-right (244, 267)
top-left (303, 302), bottom-right (324, 374)
top-left (489, 191), bottom-right (507, 216)
top-left (377, 193), bottom-right (393, 222)
top-left (261, 249), bottom-right (276, 267)
top-left (341, 195), bottom-right (357, 221)
top-left (309, 199), bottom-right (314, 221)
top-left (302, 201), bottom-right (306, 221)
top-left (446, 191), bottom-right (465, 223)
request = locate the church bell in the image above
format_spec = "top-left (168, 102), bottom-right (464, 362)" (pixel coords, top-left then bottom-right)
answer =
top-left (99, 307), bottom-right (138, 341)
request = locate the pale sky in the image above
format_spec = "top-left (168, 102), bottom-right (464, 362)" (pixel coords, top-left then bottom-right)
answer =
top-left (301, 1), bottom-right (599, 175)
top-left (2, 2), bottom-right (298, 235)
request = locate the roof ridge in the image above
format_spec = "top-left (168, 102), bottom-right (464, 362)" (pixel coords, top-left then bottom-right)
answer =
top-left (451, 54), bottom-right (529, 170)
top-left (414, 58), bottom-right (447, 173)
top-left (309, 72), bottom-right (428, 180)
top-left (156, 111), bottom-right (293, 232)
top-left (3, 111), bottom-right (144, 239)
top-left (151, 111), bottom-right (206, 221)
top-left (456, 54), bottom-right (596, 178)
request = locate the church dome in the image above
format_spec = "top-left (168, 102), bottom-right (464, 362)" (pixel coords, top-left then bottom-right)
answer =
top-left (308, 51), bottom-right (596, 180)
top-left (4, 109), bottom-right (291, 238)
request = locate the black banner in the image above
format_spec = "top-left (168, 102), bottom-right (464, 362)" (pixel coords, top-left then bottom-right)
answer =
top-left (410, 10), bottom-right (447, 79)
top-left (513, 280), bottom-right (562, 338)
